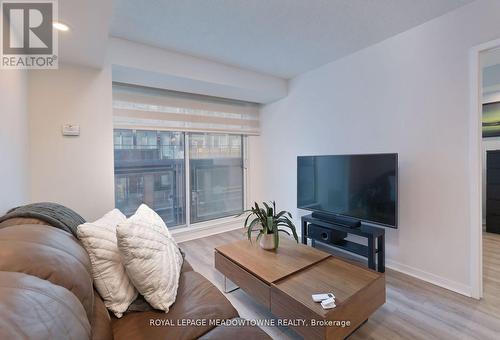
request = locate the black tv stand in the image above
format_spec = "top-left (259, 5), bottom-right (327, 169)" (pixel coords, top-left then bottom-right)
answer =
top-left (301, 214), bottom-right (385, 273)
top-left (311, 212), bottom-right (361, 228)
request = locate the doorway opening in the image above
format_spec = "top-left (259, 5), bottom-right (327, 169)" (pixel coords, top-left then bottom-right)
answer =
top-left (470, 39), bottom-right (500, 299)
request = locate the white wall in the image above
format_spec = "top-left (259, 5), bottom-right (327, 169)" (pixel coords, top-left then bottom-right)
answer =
top-left (28, 64), bottom-right (115, 221)
top-left (0, 70), bottom-right (29, 214)
top-left (255, 0), bottom-right (500, 296)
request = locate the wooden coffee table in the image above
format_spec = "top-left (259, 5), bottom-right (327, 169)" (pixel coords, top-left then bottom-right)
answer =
top-left (215, 238), bottom-right (385, 340)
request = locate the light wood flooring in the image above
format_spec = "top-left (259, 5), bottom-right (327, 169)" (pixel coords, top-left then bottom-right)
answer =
top-left (180, 230), bottom-right (500, 339)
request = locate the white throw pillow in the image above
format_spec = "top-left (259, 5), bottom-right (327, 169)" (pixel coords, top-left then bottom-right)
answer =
top-left (77, 209), bottom-right (138, 318)
top-left (116, 204), bottom-right (183, 313)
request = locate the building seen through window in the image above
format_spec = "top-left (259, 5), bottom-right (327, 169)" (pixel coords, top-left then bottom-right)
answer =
top-left (114, 129), bottom-right (243, 227)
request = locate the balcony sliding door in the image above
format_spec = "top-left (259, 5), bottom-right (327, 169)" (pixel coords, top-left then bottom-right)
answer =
top-left (189, 133), bottom-right (244, 223)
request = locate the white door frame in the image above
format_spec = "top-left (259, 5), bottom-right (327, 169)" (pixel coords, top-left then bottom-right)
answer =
top-left (469, 38), bottom-right (500, 299)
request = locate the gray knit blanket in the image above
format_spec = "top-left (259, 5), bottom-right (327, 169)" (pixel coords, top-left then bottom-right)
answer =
top-left (0, 202), bottom-right (86, 237)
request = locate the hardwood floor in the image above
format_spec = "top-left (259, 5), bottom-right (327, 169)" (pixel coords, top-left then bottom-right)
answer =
top-left (180, 229), bottom-right (500, 339)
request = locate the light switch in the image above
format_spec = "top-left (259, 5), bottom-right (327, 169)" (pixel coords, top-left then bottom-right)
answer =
top-left (62, 124), bottom-right (80, 136)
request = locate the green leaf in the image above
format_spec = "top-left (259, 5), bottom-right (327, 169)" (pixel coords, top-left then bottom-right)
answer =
top-left (278, 229), bottom-right (291, 236)
top-left (274, 227), bottom-right (279, 249)
top-left (279, 221), bottom-right (295, 229)
top-left (247, 224), bottom-right (253, 241)
top-left (243, 211), bottom-right (255, 228)
top-left (267, 216), bottom-right (274, 233)
top-left (250, 217), bottom-right (261, 228)
top-left (247, 218), bottom-right (261, 242)
top-left (256, 230), bottom-right (264, 244)
top-left (289, 225), bottom-right (299, 243)
top-left (236, 209), bottom-right (253, 217)
top-left (275, 211), bottom-right (285, 219)
top-left (276, 221), bottom-right (299, 243)
top-left (252, 205), bottom-right (266, 226)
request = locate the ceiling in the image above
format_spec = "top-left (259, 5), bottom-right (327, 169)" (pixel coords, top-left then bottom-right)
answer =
top-left (58, 0), bottom-right (113, 68)
top-left (111, 0), bottom-right (473, 79)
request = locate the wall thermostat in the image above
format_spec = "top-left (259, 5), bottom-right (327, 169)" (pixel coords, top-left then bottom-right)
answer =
top-left (62, 124), bottom-right (80, 136)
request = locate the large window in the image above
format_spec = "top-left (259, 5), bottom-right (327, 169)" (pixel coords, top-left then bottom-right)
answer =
top-left (114, 129), bottom-right (244, 228)
top-left (112, 83), bottom-right (258, 228)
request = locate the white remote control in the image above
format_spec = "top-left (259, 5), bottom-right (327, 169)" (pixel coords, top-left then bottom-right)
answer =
top-left (312, 293), bottom-right (335, 302)
top-left (321, 297), bottom-right (336, 309)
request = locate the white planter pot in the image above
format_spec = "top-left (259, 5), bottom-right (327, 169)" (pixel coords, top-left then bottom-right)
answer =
top-left (259, 233), bottom-right (276, 250)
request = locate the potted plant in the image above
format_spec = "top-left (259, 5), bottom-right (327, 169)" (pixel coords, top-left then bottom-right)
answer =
top-left (240, 201), bottom-right (298, 250)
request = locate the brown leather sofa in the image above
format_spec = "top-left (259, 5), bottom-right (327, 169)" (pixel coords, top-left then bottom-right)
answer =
top-left (0, 217), bottom-right (270, 340)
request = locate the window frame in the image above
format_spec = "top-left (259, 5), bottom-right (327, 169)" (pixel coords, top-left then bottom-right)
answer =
top-left (113, 128), bottom-right (248, 230)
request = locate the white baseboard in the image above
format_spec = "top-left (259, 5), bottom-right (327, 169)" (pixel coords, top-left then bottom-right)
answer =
top-left (385, 259), bottom-right (472, 297)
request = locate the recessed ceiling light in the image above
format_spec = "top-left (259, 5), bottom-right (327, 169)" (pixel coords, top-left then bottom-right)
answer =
top-left (53, 21), bottom-right (69, 32)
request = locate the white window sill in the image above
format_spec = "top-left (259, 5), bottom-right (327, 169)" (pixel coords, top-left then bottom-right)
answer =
top-left (172, 215), bottom-right (246, 243)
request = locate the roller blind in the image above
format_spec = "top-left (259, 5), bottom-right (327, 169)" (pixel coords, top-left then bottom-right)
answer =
top-left (112, 83), bottom-right (260, 135)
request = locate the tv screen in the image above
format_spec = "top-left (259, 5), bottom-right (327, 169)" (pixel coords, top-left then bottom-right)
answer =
top-left (297, 153), bottom-right (398, 228)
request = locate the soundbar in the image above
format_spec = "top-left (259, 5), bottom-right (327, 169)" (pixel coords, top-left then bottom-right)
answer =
top-left (311, 212), bottom-right (362, 228)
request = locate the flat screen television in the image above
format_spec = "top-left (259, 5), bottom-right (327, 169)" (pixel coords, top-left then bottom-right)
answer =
top-left (297, 153), bottom-right (398, 228)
